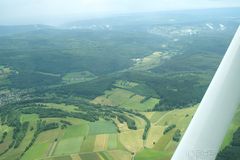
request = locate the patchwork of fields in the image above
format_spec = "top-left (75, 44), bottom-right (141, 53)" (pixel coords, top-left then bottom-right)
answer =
top-left (91, 80), bottom-right (160, 111)
top-left (0, 100), bottom-right (198, 160)
top-left (1, 78), bottom-right (239, 160)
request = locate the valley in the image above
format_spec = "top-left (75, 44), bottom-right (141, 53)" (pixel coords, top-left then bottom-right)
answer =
top-left (0, 8), bottom-right (240, 160)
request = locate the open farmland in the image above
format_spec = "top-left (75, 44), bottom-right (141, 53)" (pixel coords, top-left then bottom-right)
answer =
top-left (92, 88), bottom-right (159, 111)
top-left (0, 102), bottom-right (198, 160)
top-left (1, 8), bottom-right (240, 160)
top-left (0, 101), bottom-right (239, 160)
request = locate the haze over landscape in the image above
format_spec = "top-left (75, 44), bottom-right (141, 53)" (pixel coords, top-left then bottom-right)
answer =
top-left (1, 0), bottom-right (240, 24)
top-left (0, 1), bottom-right (240, 160)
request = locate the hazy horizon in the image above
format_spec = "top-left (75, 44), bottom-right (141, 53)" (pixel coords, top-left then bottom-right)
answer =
top-left (1, 0), bottom-right (240, 25)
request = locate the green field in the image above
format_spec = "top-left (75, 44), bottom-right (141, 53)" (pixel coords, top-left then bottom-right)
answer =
top-left (62, 71), bottom-right (97, 84)
top-left (62, 124), bottom-right (89, 139)
top-left (80, 152), bottom-right (101, 160)
top-left (107, 134), bottom-right (118, 150)
top-left (43, 103), bottom-right (79, 112)
top-left (21, 128), bottom-right (62, 160)
top-left (21, 116), bottom-right (123, 158)
top-left (130, 52), bottom-right (171, 71)
top-left (135, 148), bottom-right (172, 160)
top-left (80, 135), bottom-right (96, 152)
top-left (92, 88), bottom-right (159, 111)
top-left (54, 137), bottom-right (84, 156)
top-left (134, 106), bottom-right (197, 160)
top-left (89, 120), bottom-right (118, 135)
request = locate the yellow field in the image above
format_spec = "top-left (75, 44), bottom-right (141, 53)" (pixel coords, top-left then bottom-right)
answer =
top-left (145, 126), bottom-right (164, 148)
top-left (119, 129), bottom-right (144, 153)
top-left (155, 106), bottom-right (197, 131)
top-left (132, 116), bottom-right (146, 129)
top-left (142, 112), bottom-right (154, 120)
top-left (108, 150), bottom-right (132, 160)
top-left (130, 52), bottom-right (170, 71)
top-left (115, 120), bottom-right (129, 132)
top-left (94, 134), bottom-right (109, 151)
top-left (149, 112), bottom-right (168, 124)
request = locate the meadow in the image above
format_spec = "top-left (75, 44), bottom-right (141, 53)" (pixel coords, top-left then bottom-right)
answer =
top-left (92, 87), bottom-right (159, 111)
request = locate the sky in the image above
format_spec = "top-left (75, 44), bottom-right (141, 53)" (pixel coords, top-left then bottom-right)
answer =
top-left (0, 0), bottom-right (240, 25)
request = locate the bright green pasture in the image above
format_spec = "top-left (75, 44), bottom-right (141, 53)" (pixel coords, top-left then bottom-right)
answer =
top-left (62, 124), bottom-right (89, 139)
top-left (92, 88), bottom-right (159, 111)
top-left (88, 121), bottom-right (117, 135)
top-left (54, 137), bottom-right (84, 156)
top-left (80, 135), bottom-right (96, 152)
top-left (135, 148), bottom-right (172, 160)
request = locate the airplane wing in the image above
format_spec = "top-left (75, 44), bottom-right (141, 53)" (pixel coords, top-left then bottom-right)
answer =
top-left (171, 26), bottom-right (240, 160)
